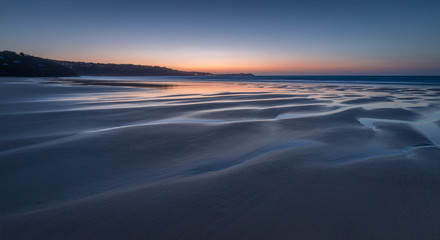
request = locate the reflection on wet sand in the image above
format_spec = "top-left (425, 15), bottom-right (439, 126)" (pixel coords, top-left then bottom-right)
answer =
top-left (53, 78), bottom-right (175, 89)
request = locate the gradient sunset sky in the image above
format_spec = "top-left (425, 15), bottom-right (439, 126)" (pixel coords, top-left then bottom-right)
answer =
top-left (1, 0), bottom-right (439, 75)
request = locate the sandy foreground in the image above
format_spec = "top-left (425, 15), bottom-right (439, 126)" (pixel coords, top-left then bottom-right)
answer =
top-left (1, 77), bottom-right (440, 239)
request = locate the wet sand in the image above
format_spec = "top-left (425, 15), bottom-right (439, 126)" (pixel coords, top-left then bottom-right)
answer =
top-left (1, 77), bottom-right (440, 239)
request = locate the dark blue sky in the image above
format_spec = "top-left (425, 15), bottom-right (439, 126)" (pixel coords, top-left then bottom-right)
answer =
top-left (1, 0), bottom-right (439, 74)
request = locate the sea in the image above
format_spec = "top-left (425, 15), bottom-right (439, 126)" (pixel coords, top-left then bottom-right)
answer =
top-left (62, 75), bottom-right (440, 86)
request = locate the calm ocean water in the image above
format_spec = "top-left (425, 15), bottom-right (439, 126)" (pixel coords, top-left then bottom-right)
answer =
top-left (67, 75), bottom-right (440, 85)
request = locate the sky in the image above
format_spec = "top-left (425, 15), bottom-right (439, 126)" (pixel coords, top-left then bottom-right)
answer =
top-left (1, 0), bottom-right (439, 75)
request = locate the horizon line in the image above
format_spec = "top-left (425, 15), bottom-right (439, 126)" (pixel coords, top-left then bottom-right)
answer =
top-left (3, 50), bottom-right (440, 76)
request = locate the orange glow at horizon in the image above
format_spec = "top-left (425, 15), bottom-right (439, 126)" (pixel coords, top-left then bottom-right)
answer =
top-left (164, 59), bottom-right (435, 75)
top-left (43, 51), bottom-right (438, 75)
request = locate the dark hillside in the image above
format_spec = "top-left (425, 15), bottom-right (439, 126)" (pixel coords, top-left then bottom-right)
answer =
top-left (0, 51), bottom-right (77, 77)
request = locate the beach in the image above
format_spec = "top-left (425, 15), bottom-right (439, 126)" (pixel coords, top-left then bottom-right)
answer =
top-left (1, 76), bottom-right (440, 239)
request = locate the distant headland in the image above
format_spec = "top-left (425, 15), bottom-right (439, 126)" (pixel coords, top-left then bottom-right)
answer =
top-left (0, 51), bottom-right (254, 77)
